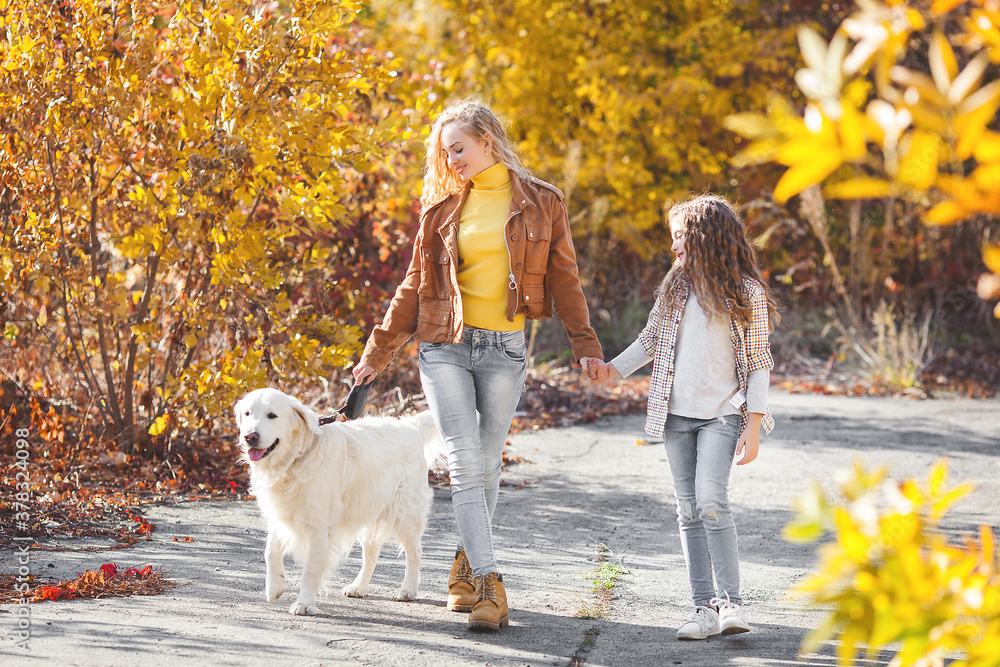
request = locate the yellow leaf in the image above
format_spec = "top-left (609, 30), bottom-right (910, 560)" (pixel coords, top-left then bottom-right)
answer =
top-left (947, 52), bottom-right (990, 107)
top-left (972, 162), bottom-right (1000, 191)
top-left (889, 67), bottom-right (948, 108)
top-left (823, 178), bottom-right (894, 199)
top-left (930, 0), bottom-right (967, 13)
top-left (982, 525), bottom-right (996, 567)
top-left (928, 460), bottom-right (948, 496)
top-left (839, 105), bottom-right (867, 160)
top-left (983, 244), bottom-right (1000, 275)
top-left (775, 137), bottom-right (834, 166)
top-left (783, 518), bottom-right (826, 544)
top-left (773, 153), bottom-right (843, 203)
top-left (956, 81), bottom-right (1000, 159)
top-left (925, 200), bottom-right (969, 225)
top-left (148, 415), bottom-right (169, 436)
top-left (972, 132), bottom-right (1000, 163)
top-left (929, 30), bottom-right (957, 94)
top-left (898, 131), bottom-right (940, 190)
top-left (722, 112), bottom-right (777, 140)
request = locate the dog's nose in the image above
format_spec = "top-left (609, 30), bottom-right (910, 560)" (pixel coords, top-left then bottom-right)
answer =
top-left (244, 432), bottom-right (259, 445)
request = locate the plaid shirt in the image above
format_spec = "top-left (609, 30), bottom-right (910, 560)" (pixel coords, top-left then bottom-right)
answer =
top-left (636, 276), bottom-right (775, 439)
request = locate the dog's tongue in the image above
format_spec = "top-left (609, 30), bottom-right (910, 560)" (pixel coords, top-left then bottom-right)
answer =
top-left (247, 448), bottom-right (265, 462)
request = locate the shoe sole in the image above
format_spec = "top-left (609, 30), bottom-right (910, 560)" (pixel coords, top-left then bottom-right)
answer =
top-left (447, 602), bottom-right (474, 613)
top-left (467, 616), bottom-right (509, 631)
top-left (677, 628), bottom-right (720, 640)
top-left (720, 624), bottom-right (750, 636)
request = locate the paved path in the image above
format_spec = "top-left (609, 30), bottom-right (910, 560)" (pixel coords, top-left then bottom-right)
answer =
top-left (2, 389), bottom-right (999, 666)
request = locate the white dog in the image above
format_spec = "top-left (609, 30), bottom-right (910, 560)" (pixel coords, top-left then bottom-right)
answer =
top-left (234, 387), bottom-right (444, 616)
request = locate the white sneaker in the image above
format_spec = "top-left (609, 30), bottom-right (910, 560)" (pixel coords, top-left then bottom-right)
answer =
top-left (676, 605), bottom-right (720, 640)
top-left (714, 597), bottom-right (750, 636)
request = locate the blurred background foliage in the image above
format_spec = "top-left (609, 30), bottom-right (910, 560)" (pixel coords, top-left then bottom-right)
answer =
top-left (1, 0), bottom-right (998, 452)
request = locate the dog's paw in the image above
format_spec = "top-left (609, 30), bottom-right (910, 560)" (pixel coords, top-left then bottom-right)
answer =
top-left (289, 600), bottom-right (320, 616)
top-left (265, 576), bottom-right (286, 602)
top-left (393, 588), bottom-right (418, 602)
top-left (341, 583), bottom-right (367, 598)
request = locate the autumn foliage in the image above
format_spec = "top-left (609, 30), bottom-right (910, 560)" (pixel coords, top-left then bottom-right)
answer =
top-left (1, 0), bottom-right (434, 451)
top-left (724, 0), bottom-right (1000, 319)
top-left (786, 461), bottom-right (1000, 667)
top-left (0, 562), bottom-right (174, 604)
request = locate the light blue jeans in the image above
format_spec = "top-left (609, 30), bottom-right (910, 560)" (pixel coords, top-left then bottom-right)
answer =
top-left (419, 327), bottom-right (527, 577)
top-left (662, 413), bottom-right (742, 607)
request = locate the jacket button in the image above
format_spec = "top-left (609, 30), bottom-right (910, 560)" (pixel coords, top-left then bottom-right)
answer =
top-left (521, 199), bottom-right (526, 204)
top-left (516, 263), bottom-right (522, 270)
top-left (525, 295), bottom-right (530, 301)
top-left (511, 235), bottom-right (517, 241)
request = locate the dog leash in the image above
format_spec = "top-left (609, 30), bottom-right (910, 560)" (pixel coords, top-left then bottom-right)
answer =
top-left (318, 376), bottom-right (375, 425)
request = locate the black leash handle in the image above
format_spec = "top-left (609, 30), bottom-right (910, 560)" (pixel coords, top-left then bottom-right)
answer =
top-left (318, 375), bottom-right (375, 425)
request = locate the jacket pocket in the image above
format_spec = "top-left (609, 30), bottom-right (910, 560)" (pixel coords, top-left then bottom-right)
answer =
top-left (415, 297), bottom-right (453, 339)
top-left (417, 245), bottom-right (451, 297)
top-left (522, 283), bottom-right (547, 318)
top-left (523, 223), bottom-right (551, 275)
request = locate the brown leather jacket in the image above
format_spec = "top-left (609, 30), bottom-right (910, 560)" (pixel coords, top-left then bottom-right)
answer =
top-left (360, 170), bottom-right (603, 371)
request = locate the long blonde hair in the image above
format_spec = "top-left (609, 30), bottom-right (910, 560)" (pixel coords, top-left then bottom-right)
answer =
top-left (656, 194), bottom-right (779, 330)
top-left (421, 99), bottom-right (531, 209)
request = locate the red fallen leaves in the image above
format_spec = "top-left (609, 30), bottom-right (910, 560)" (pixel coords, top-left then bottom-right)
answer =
top-left (512, 371), bottom-right (649, 434)
top-left (30, 563), bottom-right (174, 602)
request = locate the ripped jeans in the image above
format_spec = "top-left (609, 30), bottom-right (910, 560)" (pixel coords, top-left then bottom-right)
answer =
top-left (662, 413), bottom-right (742, 607)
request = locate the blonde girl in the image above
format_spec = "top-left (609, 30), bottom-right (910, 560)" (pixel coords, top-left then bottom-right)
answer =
top-left (353, 99), bottom-right (603, 631)
top-left (593, 194), bottom-right (778, 640)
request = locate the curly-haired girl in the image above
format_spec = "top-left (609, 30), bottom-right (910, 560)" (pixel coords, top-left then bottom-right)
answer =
top-left (592, 194), bottom-right (779, 640)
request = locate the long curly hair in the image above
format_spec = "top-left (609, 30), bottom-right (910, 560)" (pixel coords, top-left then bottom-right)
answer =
top-left (655, 194), bottom-right (779, 330)
top-left (421, 98), bottom-right (531, 210)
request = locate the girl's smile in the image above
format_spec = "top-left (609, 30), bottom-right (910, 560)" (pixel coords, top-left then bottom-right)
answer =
top-left (671, 225), bottom-right (687, 267)
top-left (441, 124), bottom-right (497, 182)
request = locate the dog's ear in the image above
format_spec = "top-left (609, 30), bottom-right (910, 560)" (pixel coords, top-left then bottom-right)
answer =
top-left (288, 395), bottom-right (323, 436)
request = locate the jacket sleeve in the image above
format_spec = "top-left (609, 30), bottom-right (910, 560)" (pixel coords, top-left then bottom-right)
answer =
top-left (359, 228), bottom-right (424, 372)
top-left (636, 296), bottom-right (663, 357)
top-left (744, 282), bottom-right (774, 374)
top-left (545, 195), bottom-right (604, 361)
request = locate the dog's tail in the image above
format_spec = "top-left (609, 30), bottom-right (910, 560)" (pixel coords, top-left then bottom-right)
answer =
top-left (409, 410), bottom-right (448, 470)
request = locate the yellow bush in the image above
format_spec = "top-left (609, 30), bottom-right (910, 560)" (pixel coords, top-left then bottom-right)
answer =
top-left (786, 460), bottom-right (1000, 666)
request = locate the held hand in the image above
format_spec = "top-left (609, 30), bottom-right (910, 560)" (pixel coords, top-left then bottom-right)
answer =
top-left (590, 359), bottom-right (619, 385)
top-left (352, 362), bottom-right (376, 386)
top-left (577, 356), bottom-right (608, 383)
top-left (598, 362), bottom-right (621, 386)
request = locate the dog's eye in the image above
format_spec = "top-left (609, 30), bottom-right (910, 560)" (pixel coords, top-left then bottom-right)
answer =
top-left (244, 411), bottom-right (250, 416)
top-left (267, 412), bottom-right (277, 419)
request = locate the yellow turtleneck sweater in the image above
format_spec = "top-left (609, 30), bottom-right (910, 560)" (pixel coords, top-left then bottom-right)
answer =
top-left (457, 162), bottom-right (524, 331)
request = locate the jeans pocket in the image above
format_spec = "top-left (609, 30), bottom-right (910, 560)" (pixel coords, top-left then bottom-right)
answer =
top-left (499, 338), bottom-right (527, 364)
top-left (418, 341), bottom-right (445, 361)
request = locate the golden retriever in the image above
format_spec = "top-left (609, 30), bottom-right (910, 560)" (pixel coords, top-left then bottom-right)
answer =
top-left (235, 388), bottom-right (444, 615)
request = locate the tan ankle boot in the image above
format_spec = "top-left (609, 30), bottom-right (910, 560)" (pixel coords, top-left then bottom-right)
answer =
top-left (447, 549), bottom-right (476, 612)
top-left (467, 572), bottom-right (508, 630)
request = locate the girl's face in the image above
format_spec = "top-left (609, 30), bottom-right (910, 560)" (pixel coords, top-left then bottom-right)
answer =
top-left (440, 124), bottom-right (496, 181)
top-left (670, 219), bottom-right (688, 267)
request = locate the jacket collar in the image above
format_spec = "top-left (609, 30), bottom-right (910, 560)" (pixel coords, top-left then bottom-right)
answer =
top-left (509, 170), bottom-right (537, 211)
top-left (424, 167), bottom-right (538, 215)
